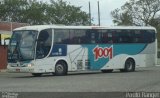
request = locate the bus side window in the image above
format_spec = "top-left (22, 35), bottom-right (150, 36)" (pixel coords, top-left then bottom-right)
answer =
top-left (36, 29), bottom-right (52, 59)
top-left (101, 32), bottom-right (108, 43)
top-left (107, 32), bottom-right (113, 43)
top-left (134, 30), bottom-right (141, 43)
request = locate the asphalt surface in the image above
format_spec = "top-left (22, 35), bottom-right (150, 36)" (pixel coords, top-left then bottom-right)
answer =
top-left (0, 66), bottom-right (160, 92)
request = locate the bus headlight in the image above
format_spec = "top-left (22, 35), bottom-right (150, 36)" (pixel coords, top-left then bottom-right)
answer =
top-left (28, 63), bottom-right (34, 67)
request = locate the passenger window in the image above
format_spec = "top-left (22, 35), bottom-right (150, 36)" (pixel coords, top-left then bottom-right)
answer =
top-left (73, 30), bottom-right (87, 44)
top-left (54, 30), bottom-right (70, 44)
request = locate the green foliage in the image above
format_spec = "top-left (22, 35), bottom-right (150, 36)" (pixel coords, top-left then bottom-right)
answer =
top-left (47, 0), bottom-right (90, 25)
top-left (111, 9), bottom-right (133, 26)
top-left (0, 0), bottom-right (28, 22)
top-left (0, 0), bottom-right (90, 25)
top-left (111, 0), bottom-right (160, 26)
top-left (23, 1), bottom-right (48, 25)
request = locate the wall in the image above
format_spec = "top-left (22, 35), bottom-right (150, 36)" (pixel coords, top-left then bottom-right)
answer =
top-left (0, 46), bottom-right (7, 69)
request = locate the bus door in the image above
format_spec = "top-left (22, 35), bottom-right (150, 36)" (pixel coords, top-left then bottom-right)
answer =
top-left (35, 29), bottom-right (53, 72)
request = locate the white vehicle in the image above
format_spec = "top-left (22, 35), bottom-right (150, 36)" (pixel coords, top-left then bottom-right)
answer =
top-left (7, 25), bottom-right (157, 76)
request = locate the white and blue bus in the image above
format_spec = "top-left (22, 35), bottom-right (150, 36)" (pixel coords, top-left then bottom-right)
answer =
top-left (7, 25), bottom-right (157, 76)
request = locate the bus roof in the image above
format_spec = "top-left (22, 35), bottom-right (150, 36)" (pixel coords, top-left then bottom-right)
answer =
top-left (14, 25), bottom-right (157, 32)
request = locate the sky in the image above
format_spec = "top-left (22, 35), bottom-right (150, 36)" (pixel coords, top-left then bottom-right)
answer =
top-left (42, 0), bottom-right (129, 26)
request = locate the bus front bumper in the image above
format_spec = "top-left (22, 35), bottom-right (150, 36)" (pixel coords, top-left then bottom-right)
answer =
top-left (7, 66), bottom-right (34, 73)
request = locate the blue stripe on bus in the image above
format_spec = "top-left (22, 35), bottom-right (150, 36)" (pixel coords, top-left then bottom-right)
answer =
top-left (113, 44), bottom-right (147, 56)
top-left (49, 44), bottom-right (67, 57)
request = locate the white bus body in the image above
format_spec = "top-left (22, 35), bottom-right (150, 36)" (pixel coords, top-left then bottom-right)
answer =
top-left (7, 25), bottom-right (157, 76)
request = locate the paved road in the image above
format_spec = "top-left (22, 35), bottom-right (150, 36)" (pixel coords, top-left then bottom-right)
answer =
top-left (0, 66), bottom-right (160, 92)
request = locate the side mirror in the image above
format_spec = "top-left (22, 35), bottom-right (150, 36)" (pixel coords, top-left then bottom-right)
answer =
top-left (4, 37), bottom-right (11, 46)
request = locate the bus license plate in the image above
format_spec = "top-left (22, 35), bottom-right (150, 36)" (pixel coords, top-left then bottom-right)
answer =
top-left (16, 69), bottom-right (20, 72)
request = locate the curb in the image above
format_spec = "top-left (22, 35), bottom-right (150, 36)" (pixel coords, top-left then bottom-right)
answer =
top-left (0, 69), bottom-right (7, 73)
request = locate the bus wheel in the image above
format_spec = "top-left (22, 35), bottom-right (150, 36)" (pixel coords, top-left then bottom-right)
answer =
top-left (120, 58), bottom-right (135, 72)
top-left (55, 61), bottom-right (67, 76)
top-left (101, 69), bottom-right (113, 73)
top-left (32, 73), bottom-right (42, 77)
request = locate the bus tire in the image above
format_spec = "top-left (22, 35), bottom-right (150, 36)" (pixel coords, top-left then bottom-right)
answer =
top-left (120, 58), bottom-right (135, 72)
top-left (101, 69), bottom-right (113, 73)
top-left (32, 73), bottom-right (42, 77)
top-left (55, 61), bottom-right (68, 76)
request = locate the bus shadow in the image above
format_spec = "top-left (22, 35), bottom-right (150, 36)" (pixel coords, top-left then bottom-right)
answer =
top-left (10, 71), bottom-right (105, 78)
top-left (10, 69), bottom-right (151, 78)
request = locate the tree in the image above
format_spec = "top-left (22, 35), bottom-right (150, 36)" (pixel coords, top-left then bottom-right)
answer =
top-left (111, 0), bottom-right (160, 26)
top-left (0, 0), bottom-right (50, 25)
top-left (47, 0), bottom-right (90, 25)
top-left (0, 0), bottom-right (28, 22)
top-left (0, 0), bottom-right (90, 25)
top-left (23, 0), bottom-right (48, 25)
top-left (111, 9), bottom-right (133, 26)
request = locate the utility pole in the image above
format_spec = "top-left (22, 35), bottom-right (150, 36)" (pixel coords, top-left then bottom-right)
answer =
top-left (97, 1), bottom-right (100, 26)
top-left (89, 1), bottom-right (91, 26)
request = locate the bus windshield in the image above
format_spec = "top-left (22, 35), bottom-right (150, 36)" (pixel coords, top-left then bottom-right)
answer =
top-left (8, 30), bottom-right (38, 62)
